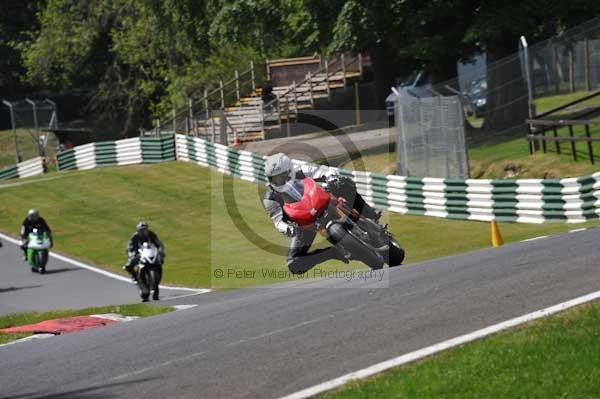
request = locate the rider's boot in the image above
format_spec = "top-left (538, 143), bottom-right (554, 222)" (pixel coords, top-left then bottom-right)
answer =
top-left (309, 247), bottom-right (350, 264)
top-left (331, 247), bottom-right (351, 264)
top-left (123, 265), bottom-right (138, 283)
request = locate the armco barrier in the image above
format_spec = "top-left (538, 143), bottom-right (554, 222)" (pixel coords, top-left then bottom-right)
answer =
top-left (0, 157), bottom-right (45, 180)
top-left (57, 136), bottom-right (175, 171)
top-left (174, 134), bottom-right (600, 224)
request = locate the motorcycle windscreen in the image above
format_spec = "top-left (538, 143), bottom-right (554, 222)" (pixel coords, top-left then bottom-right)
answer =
top-left (283, 178), bottom-right (330, 227)
top-left (140, 248), bottom-right (157, 263)
top-left (27, 232), bottom-right (50, 250)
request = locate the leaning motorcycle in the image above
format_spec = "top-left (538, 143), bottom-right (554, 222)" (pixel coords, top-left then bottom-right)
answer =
top-left (26, 228), bottom-right (51, 273)
top-left (136, 242), bottom-right (162, 302)
top-left (283, 178), bottom-right (405, 270)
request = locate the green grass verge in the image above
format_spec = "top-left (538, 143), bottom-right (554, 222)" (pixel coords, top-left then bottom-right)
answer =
top-left (0, 162), bottom-right (598, 289)
top-left (0, 303), bottom-right (174, 344)
top-left (468, 136), bottom-right (600, 179)
top-left (344, 90), bottom-right (600, 178)
top-left (323, 300), bottom-right (600, 398)
top-left (535, 90), bottom-right (600, 115)
top-left (342, 140), bottom-right (600, 179)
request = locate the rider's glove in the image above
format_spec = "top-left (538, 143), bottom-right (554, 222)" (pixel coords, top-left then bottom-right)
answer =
top-left (276, 221), bottom-right (296, 237)
top-left (285, 224), bottom-right (297, 237)
top-left (325, 173), bottom-right (339, 188)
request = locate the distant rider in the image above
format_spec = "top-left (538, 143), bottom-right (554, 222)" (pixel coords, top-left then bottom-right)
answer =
top-left (263, 153), bottom-right (381, 275)
top-left (20, 209), bottom-right (52, 260)
top-left (123, 221), bottom-right (165, 287)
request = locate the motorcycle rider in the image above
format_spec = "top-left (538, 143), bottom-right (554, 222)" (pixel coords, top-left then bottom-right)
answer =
top-left (123, 221), bottom-right (165, 294)
top-left (263, 153), bottom-right (381, 275)
top-left (20, 209), bottom-right (52, 260)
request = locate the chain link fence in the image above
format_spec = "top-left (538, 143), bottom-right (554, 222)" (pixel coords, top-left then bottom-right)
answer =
top-left (529, 18), bottom-right (600, 97)
top-left (1, 99), bottom-right (59, 168)
top-left (433, 16), bottom-right (600, 145)
top-left (394, 91), bottom-right (469, 178)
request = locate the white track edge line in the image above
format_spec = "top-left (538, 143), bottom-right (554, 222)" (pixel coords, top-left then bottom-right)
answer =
top-left (521, 235), bottom-right (548, 242)
top-left (0, 232), bottom-right (210, 294)
top-left (278, 289), bottom-right (600, 399)
top-left (569, 228), bottom-right (587, 233)
top-left (0, 334), bottom-right (55, 348)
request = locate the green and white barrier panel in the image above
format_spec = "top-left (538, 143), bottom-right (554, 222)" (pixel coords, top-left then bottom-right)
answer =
top-left (57, 136), bottom-right (175, 171)
top-left (175, 134), bottom-right (267, 184)
top-left (0, 157), bottom-right (45, 180)
top-left (142, 136), bottom-right (176, 164)
top-left (337, 171), bottom-right (600, 224)
top-left (175, 134), bottom-right (600, 224)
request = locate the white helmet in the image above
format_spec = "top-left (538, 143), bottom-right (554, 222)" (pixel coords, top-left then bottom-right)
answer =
top-left (27, 208), bottom-right (40, 221)
top-left (264, 153), bottom-right (295, 193)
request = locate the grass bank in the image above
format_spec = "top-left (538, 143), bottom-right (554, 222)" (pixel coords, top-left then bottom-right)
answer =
top-left (0, 162), bottom-right (597, 289)
top-left (341, 140), bottom-right (600, 179)
top-left (323, 300), bottom-right (600, 398)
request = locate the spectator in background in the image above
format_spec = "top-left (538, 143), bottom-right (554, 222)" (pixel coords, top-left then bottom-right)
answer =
top-left (261, 80), bottom-right (277, 110)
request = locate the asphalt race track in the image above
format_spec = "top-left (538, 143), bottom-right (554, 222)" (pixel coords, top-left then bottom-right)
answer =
top-left (1, 228), bottom-right (599, 398)
top-left (0, 235), bottom-right (203, 316)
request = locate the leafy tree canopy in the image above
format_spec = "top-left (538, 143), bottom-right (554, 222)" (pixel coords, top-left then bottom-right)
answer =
top-left (6, 0), bottom-right (600, 133)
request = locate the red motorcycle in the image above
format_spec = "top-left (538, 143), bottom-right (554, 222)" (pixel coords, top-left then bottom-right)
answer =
top-left (283, 178), bottom-right (404, 270)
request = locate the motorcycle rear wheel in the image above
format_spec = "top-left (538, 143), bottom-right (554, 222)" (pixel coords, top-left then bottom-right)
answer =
top-left (328, 223), bottom-right (384, 270)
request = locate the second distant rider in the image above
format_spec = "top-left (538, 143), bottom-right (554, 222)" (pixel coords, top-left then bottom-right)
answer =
top-left (123, 221), bottom-right (165, 283)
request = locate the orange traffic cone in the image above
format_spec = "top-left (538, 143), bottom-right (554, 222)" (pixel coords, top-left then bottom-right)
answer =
top-left (491, 220), bottom-right (503, 247)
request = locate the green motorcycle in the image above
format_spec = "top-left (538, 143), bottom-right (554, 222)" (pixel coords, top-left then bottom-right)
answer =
top-left (26, 229), bottom-right (51, 274)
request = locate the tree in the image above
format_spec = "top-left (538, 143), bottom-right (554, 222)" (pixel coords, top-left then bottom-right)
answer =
top-left (17, 0), bottom-right (600, 135)
top-left (21, 0), bottom-right (214, 135)
top-left (0, 0), bottom-right (44, 98)
top-left (464, 0), bottom-right (600, 130)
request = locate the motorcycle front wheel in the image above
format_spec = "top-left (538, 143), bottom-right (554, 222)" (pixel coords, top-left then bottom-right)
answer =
top-left (39, 251), bottom-right (48, 273)
top-left (138, 268), bottom-right (151, 301)
top-left (385, 237), bottom-right (405, 267)
top-left (149, 269), bottom-right (160, 300)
